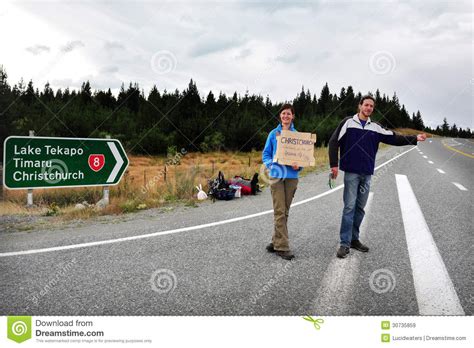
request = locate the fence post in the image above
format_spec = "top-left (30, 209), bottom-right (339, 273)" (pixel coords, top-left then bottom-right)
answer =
top-left (26, 130), bottom-right (35, 207)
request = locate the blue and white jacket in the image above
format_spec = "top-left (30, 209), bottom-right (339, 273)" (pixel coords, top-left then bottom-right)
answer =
top-left (262, 123), bottom-right (302, 179)
top-left (328, 114), bottom-right (417, 175)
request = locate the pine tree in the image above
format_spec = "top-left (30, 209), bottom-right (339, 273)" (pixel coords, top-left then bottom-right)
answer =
top-left (318, 83), bottom-right (331, 115)
top-left (441, 118), bottom-right (450, 136)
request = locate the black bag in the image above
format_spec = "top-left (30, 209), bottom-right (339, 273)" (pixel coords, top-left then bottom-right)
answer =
top-left (213, 188), bottom-right (236, 201)
top-left (250, 173), bottom-right (260, 194)
top-left (208, 171), bottom-right (235, 201)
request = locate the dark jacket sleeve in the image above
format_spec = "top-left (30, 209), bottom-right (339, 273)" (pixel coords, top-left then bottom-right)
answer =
top-left (328, 117), bottom-right (351, 168)
top-left (378, 129), bottom-right (418, 146)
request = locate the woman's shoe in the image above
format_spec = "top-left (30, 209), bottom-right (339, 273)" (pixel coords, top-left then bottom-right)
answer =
top-left (266, 243), bottom-right (275, 252)
top-left (276, 250), bottom-right (295, 260)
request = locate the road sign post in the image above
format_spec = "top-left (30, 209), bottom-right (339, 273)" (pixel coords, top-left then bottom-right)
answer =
top-left (27, 130), bottom-right (35, 207)
top-left (103, 135), bottom-right (112, 206)
top-left (3, 136), bottom-right (129, 191)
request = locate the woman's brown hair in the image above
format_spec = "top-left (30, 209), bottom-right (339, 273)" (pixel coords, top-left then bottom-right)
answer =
top-left (279, 103), bottom-right (295, 115)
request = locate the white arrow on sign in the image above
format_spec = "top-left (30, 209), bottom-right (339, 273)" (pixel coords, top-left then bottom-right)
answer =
top-left (107, 142), bottom-right (124, 183)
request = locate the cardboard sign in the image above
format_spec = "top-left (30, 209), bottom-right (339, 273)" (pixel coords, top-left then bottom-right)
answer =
top-left (274, 130), bottom-right (317, 167)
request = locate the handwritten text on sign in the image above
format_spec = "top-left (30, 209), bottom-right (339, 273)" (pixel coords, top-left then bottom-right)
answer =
top-left (274, 130), bottom-right (317, 167)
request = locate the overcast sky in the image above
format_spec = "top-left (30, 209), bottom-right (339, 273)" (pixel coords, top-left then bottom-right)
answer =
top-left (1, 0), bottom-right (472, 129)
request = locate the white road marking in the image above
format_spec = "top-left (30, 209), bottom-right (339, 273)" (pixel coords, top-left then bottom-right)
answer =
top-left (428, 161), bottom-right (434, 164)
top-left (0, 146), bottom-right (418, 258)
top-left (374, 146), bottom-right (418, 171)
top-left (452, 182), bottom-right (468, 191)
top-left (309, 193), bottom-right (374, 315)
top-left (423, 155), bottom-right (428, 159)
top-left (448, 139), bottom-right (463, 147)
top-left (419, 152), bottom-right (424, 154)
top-left (437, 169), bottom-right (446, 174)
top-left (395, 174), bottom-right (465, 315)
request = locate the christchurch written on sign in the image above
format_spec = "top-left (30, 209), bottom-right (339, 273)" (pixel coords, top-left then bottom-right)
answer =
top-left (3, 136), bottom-right (129, 189)
top-left (280, 136), bottom-right (315, 146)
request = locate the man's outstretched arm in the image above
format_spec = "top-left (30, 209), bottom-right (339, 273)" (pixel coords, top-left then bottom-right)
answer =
top-left (379, 129), bottom-right (426, 146)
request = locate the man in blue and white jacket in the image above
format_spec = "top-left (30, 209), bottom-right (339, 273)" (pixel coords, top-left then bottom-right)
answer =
top-left (329, 95), bottom-right (426, 258)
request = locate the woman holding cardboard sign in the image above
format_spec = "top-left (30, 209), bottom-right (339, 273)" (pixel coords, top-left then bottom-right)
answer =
top-left (262, 104), bottom-right (302, 260)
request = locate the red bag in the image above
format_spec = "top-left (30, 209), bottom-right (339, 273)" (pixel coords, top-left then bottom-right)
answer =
top-left (237, 184), bottom-right (252, 195)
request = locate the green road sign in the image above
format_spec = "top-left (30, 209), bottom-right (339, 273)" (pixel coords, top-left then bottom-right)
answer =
top-left (3, 136), bottom-right (129, 189)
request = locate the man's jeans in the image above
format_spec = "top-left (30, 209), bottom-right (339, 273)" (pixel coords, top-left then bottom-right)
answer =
top-left (339, 172), bottom-right (371, 247)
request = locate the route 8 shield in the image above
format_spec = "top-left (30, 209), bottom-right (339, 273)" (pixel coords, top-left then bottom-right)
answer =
top-left (88, 154), bottom-right (105, 172)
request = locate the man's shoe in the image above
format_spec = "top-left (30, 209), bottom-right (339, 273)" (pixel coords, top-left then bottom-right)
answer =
top-left (276, 250), bottom-right (295, 260)
top-left (350, 240), bottom-right (369, 252)
top-left (336, 246), bottom-right (350, 259)
top-left (266, 243), bottom-right (275, 252)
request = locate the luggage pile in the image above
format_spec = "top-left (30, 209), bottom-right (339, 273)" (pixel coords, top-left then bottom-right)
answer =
top-left (207, 171), bottom-right (260, 201)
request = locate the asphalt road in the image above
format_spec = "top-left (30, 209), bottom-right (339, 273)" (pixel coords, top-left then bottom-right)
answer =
top-left (0, 138), bottom-right (472, 316)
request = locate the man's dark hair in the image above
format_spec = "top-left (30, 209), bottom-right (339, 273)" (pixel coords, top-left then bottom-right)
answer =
top-left (359, 95), bottom-right (375, 105)
top-left (279, 103), bottom-right (295, 115)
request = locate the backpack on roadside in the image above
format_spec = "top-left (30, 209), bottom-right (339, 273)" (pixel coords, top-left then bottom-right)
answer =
top-left (207, 171), bottom-right (236, 201)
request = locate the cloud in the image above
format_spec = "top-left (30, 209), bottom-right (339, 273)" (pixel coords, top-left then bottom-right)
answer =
top-left (189, 36), bottom-right (246, 58)
top-left (275, 53), bottom-right (299, 64)
top-left (99, 65), bottom-right (119, 74)
top-left (235, 48), bottom-right (252, 60)
top-left (104, 41), bottom-right (124, 51)
top-left (60, 40), bottom-right (84, 53)
top-left (51, 78), bottom-right (73, 86)
top-left (25, 45), bottom-right (50, 55)
top-left (238, 0), bottom-right (315, 14)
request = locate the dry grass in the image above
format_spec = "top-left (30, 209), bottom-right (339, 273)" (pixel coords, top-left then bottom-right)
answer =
top-left (1, 148), bottom-right (331, 220)
top-left (0, 201), bottom-right (44, 216)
